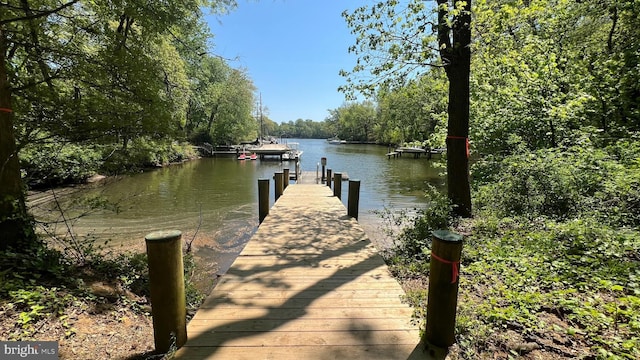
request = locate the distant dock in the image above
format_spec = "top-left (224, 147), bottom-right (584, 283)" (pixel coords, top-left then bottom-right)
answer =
top-left (252, 143), bottom-right (290, 160)
top-left (388, 147), bottom-right (445, 159)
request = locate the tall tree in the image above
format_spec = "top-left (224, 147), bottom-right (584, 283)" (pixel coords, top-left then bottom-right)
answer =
top-left (330, 102), bottom-right (377, 142)
top-left (1, 0), bottom-right (237, 250)
top-left (376, 71), bottom-right (448, 145)
top-left (0, 0), bottom-right (83, 249)
top-left (1, 26), bottom-right (33, 249)
top-left (341, 0), bottom-right (472, 216)
top-left (438, 0), bottom-right (472, 217)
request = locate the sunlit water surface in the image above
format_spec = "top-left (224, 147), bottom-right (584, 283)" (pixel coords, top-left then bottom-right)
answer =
top-left (31, 139), bottom-right (445, 273)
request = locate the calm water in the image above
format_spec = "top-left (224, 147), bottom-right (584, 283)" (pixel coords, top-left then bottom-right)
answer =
top-left (32, 139), bottom-right (444, 271)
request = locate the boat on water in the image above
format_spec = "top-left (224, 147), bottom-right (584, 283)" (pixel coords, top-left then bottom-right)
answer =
top-left (238, 152), bottom-right (258, 160)
top-left (327, 138), bottom-right (347, 144)
top-left (283, 142), bottom-right (303, 161)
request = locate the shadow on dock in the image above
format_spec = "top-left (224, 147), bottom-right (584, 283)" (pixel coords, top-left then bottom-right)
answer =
top-left (173, 186), bottom-right (446, 359)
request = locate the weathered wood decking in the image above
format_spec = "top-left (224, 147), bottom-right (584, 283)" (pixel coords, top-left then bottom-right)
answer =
top-left (174, 184), bottom-right (424, 359)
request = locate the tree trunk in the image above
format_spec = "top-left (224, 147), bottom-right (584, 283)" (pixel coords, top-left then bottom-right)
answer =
top-left (439, 0), bottom-right (473, 218)
top-left (446, 64), bottom-right (472, 218)
top-left (0, 28), bottom-right (34, 250)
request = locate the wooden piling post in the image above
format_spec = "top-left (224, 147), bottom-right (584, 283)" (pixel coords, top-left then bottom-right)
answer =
top-left (326, 169), bottom-right (332, 188)
top-left (321, 157), bottom-right (327, 182)
top-left (333, 172), bottom-right (342, 199)
top-left (348, 180), bottom-right (360, 219)
top-left (274, 172), bottom-right (284, 200)
top-left (425, 230), bottom-right (464, 348)
top-left (295, 161), bottom-right (300, 181)
top-left (283, 168), bottom-right (290, 189)
top-left (145, 230), bottom-right (187, 353)
top-left (258, 178), bottom-right (269, 223)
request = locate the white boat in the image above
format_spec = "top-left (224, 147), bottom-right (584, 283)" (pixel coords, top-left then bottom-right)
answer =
top-left (283, 142), bottom-right (303, 161)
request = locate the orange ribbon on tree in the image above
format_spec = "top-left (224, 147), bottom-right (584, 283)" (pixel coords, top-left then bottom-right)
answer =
top-left (430, 252), bottom-right (460, 284)
top-left (0, 108), bottom-right (13, 113)
top-left (447, 135), bottom-right (469, 158)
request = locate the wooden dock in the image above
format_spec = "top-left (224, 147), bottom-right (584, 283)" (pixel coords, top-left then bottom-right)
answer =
top-left (174, 184), bottom-right (426, 359)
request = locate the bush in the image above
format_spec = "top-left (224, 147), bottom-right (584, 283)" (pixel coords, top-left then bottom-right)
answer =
top-left (472, 142), bottom-right (640, 227)
top-left (20, 140), bottom-right (102, 187)
top-left (101, 138), bottom-right (197, 174)
top-left (379, 186), bottom-right (453, 275)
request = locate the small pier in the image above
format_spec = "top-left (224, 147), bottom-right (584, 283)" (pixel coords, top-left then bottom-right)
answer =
top-left (388, 147), bottom-right (446, 159)
top-left (252, 143), bottom-right (290, 160)
top-left (174, 184), bottom-right (424, 359)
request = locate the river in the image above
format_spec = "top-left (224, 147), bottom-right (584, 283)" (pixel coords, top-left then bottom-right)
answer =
top-left (30, 139), bottom-right (444, 275)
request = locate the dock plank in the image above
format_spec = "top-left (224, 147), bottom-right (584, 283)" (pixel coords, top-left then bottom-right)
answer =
top-left (174, 184), bottom-right (425, 359)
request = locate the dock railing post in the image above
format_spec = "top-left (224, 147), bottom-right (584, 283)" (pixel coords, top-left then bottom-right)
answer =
top-left (283, 168), bottom-right (290, 190)
top-left (258, 178), bottom-right (269, 223)
top-left (333, 172), bottom-right (342, 199)
top-left (321, 157), bottom-right (327, 182)
top-left (295, 161), bottom-right (300, 181)
top-left (275, 172), bottom-right (284, 200)
top-left (145, 230), bottom-right (187, 353)
top-left (326, 169), bottom-right (332, 188)
top-left (425, 230), bottom-right (464, 348)
top-left (347, 180), bottom-right (360, 219)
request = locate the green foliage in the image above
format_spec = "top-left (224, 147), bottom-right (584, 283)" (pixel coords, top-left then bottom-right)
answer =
top-left (185, 57), bottom-right (257, 146)
top-left (376, 71), bottom-right (448, 146)
top-left (456, 215), bottom-right (640, 359)
top-left (6, 284), bottom-right (76, 337)
top-left (473, 141), bottom-right (640, 227)
top-left (20, 140), bottom-right (102, 187)
top-left (101, 139), bottom-right (197, 174)
top-left (4, 0), bottom-right (245, 190)
top-left (326, 101), bottom-right (378, 142)
top-left (90, 252), bottom-right (150, 298)
top-left (379, 186), bottom-right (453, 274)
top-left (1, 239), bottom-right (205, 340)
top-left (471, 0), bottom-right (640, 154)
top-left (340, 0), bottom-right (439, 98)
top-left (183, 253), bottom-right (205, 311)
top-left (389, 138), bottom-right (640, 358)
top-left (272, 119), bottom-right (332, 139)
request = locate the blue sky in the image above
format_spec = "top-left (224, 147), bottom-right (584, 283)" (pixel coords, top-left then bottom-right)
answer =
top-left (205, 1), bottom-right (359, 124)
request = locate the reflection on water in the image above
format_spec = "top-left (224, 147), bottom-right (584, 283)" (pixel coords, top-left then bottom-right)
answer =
top-left (30, 139), bottom-right (445, 271)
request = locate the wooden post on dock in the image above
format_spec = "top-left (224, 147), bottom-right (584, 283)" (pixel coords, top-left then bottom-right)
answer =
top-left (295, 161), bottom-right (300, 181)
top-left (145, 230), bottom-right (187, 353)
top-left (348, 180), bottom-right (360, 219)
top-left (425, 230), bottom-right (464, 348)
top-left (275, 172), bottom-right (284, 200)
top-left (321, 157), bottom-right (327, 182)
top-left (258, 178), bottom-right (269, 223)
top-left (327, 169), bottom-right (332, 188)
top-left (347, 180), bottom-right (360, 220)
top-left (333, 172), bottom-right (342, 199)
top-left (283, 168), bottom-right (290, 189)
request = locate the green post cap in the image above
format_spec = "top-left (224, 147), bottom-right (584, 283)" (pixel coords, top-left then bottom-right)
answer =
top-left (432, 230), bottom-right (464, 243)
top-left (145, 230), bottom-right (182, 242)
